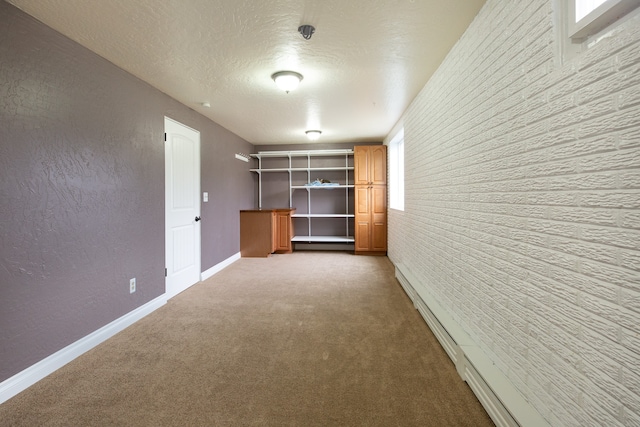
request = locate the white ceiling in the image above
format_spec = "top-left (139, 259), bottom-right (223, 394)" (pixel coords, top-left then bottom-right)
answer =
top-left (8, 0), bottom-right (485, 145)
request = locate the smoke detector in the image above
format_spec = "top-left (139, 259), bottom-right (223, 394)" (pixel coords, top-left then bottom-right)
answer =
top-left (298, 25), bottom-right (315, 40)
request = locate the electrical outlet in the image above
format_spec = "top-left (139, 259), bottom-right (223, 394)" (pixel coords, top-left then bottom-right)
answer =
top-left (129, 278), bottom-right (136, 294)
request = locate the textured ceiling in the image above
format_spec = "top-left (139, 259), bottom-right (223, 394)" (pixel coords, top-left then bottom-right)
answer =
top-left (7, 0), bottom-right (485, 145)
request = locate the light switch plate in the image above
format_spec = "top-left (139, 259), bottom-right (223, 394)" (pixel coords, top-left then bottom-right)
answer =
top-left (203, 192), bottom-right (208, 202)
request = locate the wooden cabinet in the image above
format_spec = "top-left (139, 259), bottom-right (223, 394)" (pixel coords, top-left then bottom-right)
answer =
top-left (354, 145), bottom-right (387, 255)
top-left (354, 145), bottom-right (386, 186)
top-left (240, 209), bottom-right (294, 257)
top-left (354, 186), bottom-right (387, 253)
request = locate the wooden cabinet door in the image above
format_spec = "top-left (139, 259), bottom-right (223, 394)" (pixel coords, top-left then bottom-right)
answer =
top-left (354, 185), bottom-right (386, 253)
top-left (354, 186), bottom-right (371, 252)
top-left (354, 145), bottom-right (387, 185)
top-left (274, 210), bottom-right (293, 253)
top-left (354, 146), bottom-right (371, 185)
top-left (370, 186), bottom-right (387, 251)
top-left (370, 145), bottom-right (387, 185)
top-left (270, 212), bottom-right (278, 253)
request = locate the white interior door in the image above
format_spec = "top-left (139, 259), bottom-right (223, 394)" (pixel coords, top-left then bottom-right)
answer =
top-left (165, 117), bottom-right (201, 298)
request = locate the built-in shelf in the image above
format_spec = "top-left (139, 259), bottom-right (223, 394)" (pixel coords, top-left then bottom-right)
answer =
top-left (290, 185), bottom-right (354, 190)
top-left (251, 149), bottom-right (353, 158)
top-left (291, 235), bottom-right (355, 243)
top-left (292, 214), bottom-right (354, 218)
top-left (250, 149), bottom-right (354, 249)
top-left (250, 167), bottom-right (354, 173)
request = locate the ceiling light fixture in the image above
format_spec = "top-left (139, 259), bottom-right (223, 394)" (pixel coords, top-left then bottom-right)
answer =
top-left (298, 25), bottom-right (315, 40)
top-left (305, 130), bottom-right (322, 141)
top-left (271, 71), bottom-right (303, 93)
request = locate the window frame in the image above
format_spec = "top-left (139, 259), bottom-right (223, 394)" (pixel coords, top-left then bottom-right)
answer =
top-left (388, 129), bottom-right (404, 212)
top-left (568, 0), bottom-right (640, 41)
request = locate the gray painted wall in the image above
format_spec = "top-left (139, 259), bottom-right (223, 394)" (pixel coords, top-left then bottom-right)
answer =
top-left (0, 2), bottom-right (254, 382)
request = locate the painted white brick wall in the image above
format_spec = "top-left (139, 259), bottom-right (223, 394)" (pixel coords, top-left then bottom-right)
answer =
top-left (388, 1), bottom-right (640, 425)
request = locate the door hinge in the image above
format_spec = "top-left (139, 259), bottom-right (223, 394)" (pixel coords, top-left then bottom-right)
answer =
top-left (165, 268), bottom-right (167, 277)
top-left (164, 132), bottom-right (167, 142)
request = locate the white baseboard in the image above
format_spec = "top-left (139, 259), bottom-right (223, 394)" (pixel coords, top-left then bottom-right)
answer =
top-left (0, 294), bottom-right (167, 405)
top-left (394, 263), bottom-right (550, 427)
top-left (0, 254), bottom-right (241, 405)
top-left (201, 252), bottom-right (240, 281)
top-left (167, 253), bottom-right (240, 299)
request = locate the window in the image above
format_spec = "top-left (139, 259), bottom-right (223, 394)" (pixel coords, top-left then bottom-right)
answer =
top-left (555, 0), bottom-right (640, 64)
top-left (576, 0), bottom-right (608, 21)
top-left (389, 129), bottom-right (404, 211)
top-left (568, 0), bottom-right (640, 41)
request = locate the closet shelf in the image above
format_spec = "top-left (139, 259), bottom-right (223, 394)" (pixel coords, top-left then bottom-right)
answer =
top-left (291, 185), bottom-right (353, 189)
top-left (291, 235), bottom-right (354, 243)
top-left (251, 149), bottom-right (354, 248)
top-left (251, 149), bottom-right (353, 159)
top-left (292, 214), bottom-right (354, 218)
top-left (250, 167), bottom-right (353, 173)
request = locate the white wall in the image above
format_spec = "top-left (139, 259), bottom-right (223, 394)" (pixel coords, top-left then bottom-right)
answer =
top-left (388, 1), bottom-right (640, 426)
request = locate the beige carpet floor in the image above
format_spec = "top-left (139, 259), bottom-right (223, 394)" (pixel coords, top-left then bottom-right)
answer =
top-left (0, 251), bottom-right (493, 426)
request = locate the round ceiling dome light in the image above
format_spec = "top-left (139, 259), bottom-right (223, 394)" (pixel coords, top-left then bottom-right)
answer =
top-left (271, 71), bottom-right (303, 93)
top-left (305, 130), bottom-right (322, 141)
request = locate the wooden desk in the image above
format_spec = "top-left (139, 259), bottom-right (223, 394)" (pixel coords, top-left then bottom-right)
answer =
top-left (240, 209), bottom-right (295, 257)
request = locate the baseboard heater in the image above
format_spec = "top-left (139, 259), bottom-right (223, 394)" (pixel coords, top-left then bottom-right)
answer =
top-left (394, 263), bottom-right (550, 427)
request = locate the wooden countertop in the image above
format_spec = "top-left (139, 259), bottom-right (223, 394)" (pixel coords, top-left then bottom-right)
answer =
top-left (240, 208), bottom-right (296, 213)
